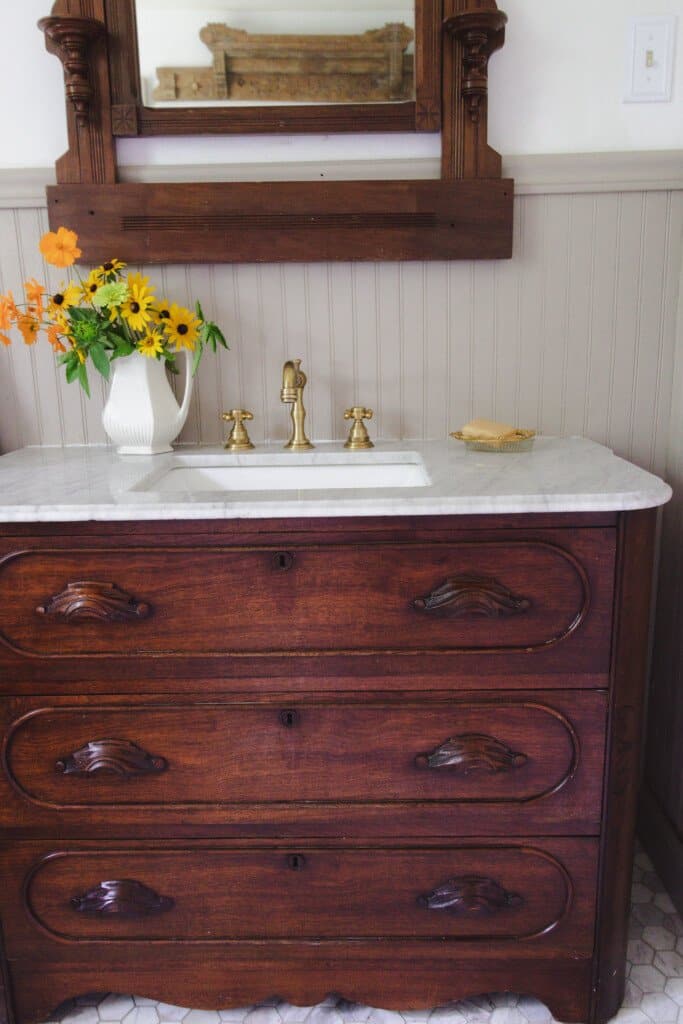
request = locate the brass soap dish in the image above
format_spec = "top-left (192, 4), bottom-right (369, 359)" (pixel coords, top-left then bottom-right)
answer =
top-left (450, 429), bottom-right (536, 453)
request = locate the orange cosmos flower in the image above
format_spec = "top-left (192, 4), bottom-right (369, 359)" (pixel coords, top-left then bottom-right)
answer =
top-left (0, 332), bottom-right (11, 347)
top-left (39, 227), bottom-right (82, 268)
top-left (0, 291), bottom-right (18, 330)
top-left (47, 322), bottom-right (67, 353)
top-left (17, 313), bottom-right (40, 345)
top-left (24, 278), bottom-right (46, 317)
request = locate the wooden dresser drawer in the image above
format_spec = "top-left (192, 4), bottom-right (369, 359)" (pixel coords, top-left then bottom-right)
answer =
top-left (4, 839), bottom-right (598, 954)
top-left (0, 692), bottom-right (606, 836)
top-left (0, 529), bottom-right (615, 677)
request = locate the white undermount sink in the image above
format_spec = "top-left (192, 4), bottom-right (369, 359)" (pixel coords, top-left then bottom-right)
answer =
top-left (132, 451), bottom-right (431, 494)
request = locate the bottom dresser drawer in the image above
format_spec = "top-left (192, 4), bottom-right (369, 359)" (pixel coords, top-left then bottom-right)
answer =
top-left (3, 839), bottom-right (598, 955)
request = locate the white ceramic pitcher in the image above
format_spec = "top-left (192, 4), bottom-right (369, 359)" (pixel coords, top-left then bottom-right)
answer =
top-left (102, 350), bottom-right (193, 455)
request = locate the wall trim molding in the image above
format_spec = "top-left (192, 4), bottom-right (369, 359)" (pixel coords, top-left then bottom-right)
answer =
top-left (0, 150), bottom-right (682, 208)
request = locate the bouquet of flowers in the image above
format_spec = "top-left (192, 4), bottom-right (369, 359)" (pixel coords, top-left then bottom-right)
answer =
top-left (0, 227), bottom-right (228, 395)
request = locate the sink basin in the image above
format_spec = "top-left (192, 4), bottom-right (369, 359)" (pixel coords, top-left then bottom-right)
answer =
top-left (132, 451), bottom-right (431, 494)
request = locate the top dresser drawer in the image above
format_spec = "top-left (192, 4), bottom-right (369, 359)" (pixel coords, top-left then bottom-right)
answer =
top-left (0, 526), bottom-right (615, 678)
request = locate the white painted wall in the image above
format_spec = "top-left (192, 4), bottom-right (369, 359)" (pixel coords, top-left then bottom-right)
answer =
top-left (2, 0), bottom-right (683, 171)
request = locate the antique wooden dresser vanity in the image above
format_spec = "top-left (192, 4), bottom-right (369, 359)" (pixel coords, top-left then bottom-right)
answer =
top-left (0, 440), bottom-right (672, 1024)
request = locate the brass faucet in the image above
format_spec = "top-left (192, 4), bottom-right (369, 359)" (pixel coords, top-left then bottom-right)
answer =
top-left (280, 359), bottom-right (314, 450)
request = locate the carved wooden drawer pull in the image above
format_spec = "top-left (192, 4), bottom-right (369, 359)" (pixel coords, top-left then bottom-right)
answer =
top-left (55, 738), bottom-right (167, 777)
top-left (36, 581), bottom-right (151, 622)
top-left (418, 875), bottom-right (523, 916)
top-left (71, 879), bottom-right (174, 917)
top-left (412, 574), bottom-right (531, 617)
top-left (415, 732), bottom-right (528, 773)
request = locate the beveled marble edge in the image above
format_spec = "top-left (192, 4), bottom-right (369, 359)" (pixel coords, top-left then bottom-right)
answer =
top-left (0, 438), bottom-right (672, 523)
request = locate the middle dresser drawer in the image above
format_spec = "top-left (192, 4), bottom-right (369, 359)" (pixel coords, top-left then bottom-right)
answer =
top-left (0, 692), bottom-right (607, 836)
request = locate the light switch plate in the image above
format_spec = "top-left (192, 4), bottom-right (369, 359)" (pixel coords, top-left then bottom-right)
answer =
top-left (624, 15), bottom-right (677, 102)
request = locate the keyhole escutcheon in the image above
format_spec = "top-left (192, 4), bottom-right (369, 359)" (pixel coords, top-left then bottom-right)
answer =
top-left (287, 853), bottom-right (306, 871)
top-left (279, 709), bottom-right (299, 728)
top-left (272, 551), bottom-right (295, 572)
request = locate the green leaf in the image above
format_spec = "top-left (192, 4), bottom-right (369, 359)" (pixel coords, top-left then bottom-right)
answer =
top-left (195, 299), bottom-right (204, 321)
top-left (206, 320), bottom-right (229, 350)
top-left (109, 335), bottom-right (135, 359)
top-left (68, 306), bottom-right (98, 323)
top-left (65, 357), bottom-right (80, 384)
top-left (90, 342), bottom-right (110, 380)
top-left (77, 360), bottom-right (90, 397)
top-left (107, 331), bottom-right (130, 347)
top-left (191, 341), bottom-right (203, 376)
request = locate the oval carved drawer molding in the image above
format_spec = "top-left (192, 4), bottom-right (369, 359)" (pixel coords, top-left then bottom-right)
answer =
top-left (412, 575), bottom-right (531, 617)
top-left (0, 534), bottom-right (613, 667)
top-left (35, 582), bottom-right (151, 623)
top-left (22, 842), bottom-right (594, 946)
top-left (55, 739), bottom-right (168, 778)
top-left (414, 733), bottom-right (528, 773)
top-left (3, 697), bottom-right (605, 819)
top-left (418, 874), bottom-right (524, 915)
top-left (71, 879), bottom-right (174, 917)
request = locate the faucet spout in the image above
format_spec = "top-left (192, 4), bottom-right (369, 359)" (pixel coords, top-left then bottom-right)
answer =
top-left (280, 359), bottom-right (314, 450)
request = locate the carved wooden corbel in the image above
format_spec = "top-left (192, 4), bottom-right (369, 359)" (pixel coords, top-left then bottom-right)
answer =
top-left (441, 0), bottom-right (508, 180)
top-left (444, 5), bottom-right (507, 126)
top-left (38, 16), bottom-right (105, 126)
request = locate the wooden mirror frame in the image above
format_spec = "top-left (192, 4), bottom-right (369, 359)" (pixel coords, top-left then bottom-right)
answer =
top-left (39, 0), bottom-right (513, 263)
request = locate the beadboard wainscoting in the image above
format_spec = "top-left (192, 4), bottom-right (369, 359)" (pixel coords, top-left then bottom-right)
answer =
top-left (1, 152), bottom-right (683, 905)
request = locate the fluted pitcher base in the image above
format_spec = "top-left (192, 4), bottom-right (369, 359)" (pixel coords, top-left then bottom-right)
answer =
top-left (102, 351), bottom-right (193, 456)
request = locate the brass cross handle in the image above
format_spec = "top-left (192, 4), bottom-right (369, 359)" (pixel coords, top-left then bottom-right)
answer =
top-left (222, 409), bottom-right (255, 451)
top-left (344, 406), bottom-right (374, 450)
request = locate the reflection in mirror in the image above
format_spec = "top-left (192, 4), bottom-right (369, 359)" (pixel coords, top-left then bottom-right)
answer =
top-left (135, 0), bottom-right (416, 108)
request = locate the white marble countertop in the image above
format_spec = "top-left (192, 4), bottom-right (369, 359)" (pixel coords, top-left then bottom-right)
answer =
top-left (0, 438), bottom-right (672, 522)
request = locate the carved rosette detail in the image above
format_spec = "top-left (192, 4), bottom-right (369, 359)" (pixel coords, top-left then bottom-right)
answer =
top-left (36, 582), bottom-right (151, 623)
top-left (415, 733), bottom-right (528, 773)
top-left (71, 879), bottom-right (174, 917)
top-left (443, 10), bottom-right (507, 124)
top-left (419, 875), bottom-right (523, 916)
top-left (111, 104), bottom-right (139, 137)
top-left (55, 739), bottom-right (167, 777)
top-left (37, 16), bottom-right (105, 127)
top-left (412, 574), bottom-right (531, 617)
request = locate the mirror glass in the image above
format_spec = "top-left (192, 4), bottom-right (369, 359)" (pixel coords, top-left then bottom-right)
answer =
top-left (135, 0), bottom-right (416, 108)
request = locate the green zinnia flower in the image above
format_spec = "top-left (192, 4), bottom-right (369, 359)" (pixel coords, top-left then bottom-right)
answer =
top-left (92, 282), bottom-right (129, 309)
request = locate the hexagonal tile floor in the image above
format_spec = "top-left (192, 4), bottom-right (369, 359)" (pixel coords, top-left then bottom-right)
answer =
top-left (41, 847), bottom-right (683, 1024)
